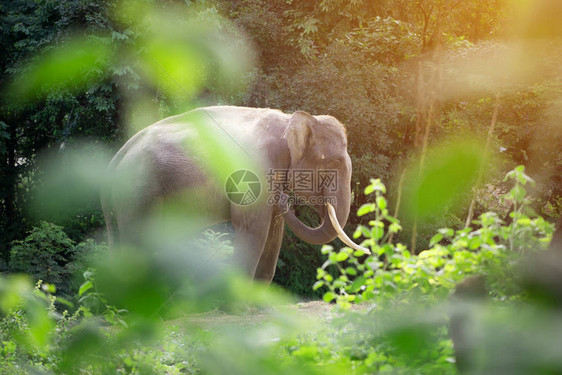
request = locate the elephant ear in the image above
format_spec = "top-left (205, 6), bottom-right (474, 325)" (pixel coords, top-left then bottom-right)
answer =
top-left (283, 111), bottom-right (316, 166)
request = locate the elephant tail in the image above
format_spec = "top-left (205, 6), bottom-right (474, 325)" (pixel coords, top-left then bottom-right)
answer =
top-left (100, 188), bottom-right (115, 249)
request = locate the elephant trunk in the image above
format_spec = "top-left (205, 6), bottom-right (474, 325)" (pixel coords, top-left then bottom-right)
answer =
top-left (282, 192), bottom-right (370, 254)
top-left (283, 201), bottom-right (338, 245)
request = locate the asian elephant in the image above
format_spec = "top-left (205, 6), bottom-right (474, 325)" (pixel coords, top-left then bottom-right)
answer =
top-left (101, 106), bottom-right (367, 283)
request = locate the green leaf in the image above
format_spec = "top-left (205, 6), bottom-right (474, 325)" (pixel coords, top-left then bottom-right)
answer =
top-left (376, 196), bottom-right (387, 210)
top-left (510, 184), bottom-right (526, 203)
top-left (365, 179), bottom-right (386, 195)
top-left (141, 37), bottom-right (206, 99)
top-left (42, 283), bottom-right (56, 294)
top-left (321, 245), bottom-right (333, 254)
top-left (313, 281), bottom-right (324, 290)
top-left (350, 276), bottom-right (367, 293)
top-left (438, 228), bottom-right (455, 237)
top-left (186, 111), bottom-right (260, 192)
top-left (333, 280), bottom-right (346, 288)
top-left (429, 233), bottom-right (443, 247)
top-left (389, 222), bottom-right (402, 233)
top-left (402, 140), bottom-right (483, 219)
top-left (79, 280), bottom-right (94, 297)
top-left (380, 244), bottom-right (394, 256)
top-left (369, 178), bottom-right (387, 193)
top-left (360, 225), bottom-right (371, 238)
top-left (358, 203), bottom-right (375, 216)
top-left (369, 220), bottom-right (384, 228)
top-left (371, 226), bottom-right (384, 241)
top-left (354, 250), bottom-right (368, 257)
top-left (323, 291), bottom-right (336, 302)
top-left (468, 237), bottom-right (482, 250)
top-left (9, 37), bottom-right (112, 102)
top-left (517, 217), bottom-right (531, 225)
top-left (334, 252), bottom-right (349, 262)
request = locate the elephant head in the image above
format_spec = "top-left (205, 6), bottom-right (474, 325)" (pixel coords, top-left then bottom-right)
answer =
top-left (280, 111), bottom-right (369, 254)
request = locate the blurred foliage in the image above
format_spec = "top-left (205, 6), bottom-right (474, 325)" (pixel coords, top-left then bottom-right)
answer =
top-left (401, 140), bottom-right (484, 221)
top-left (0, 5), bottom-right (561, 374)
top-left (66, 238), bottom-right (108, 293)
top-left (0, 239), bottom-right (298, 374)
top-left (31, 142), bottom-right (113, 241)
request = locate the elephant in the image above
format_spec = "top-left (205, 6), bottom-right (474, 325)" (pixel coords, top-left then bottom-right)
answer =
top-left (101, 106), bottom-right (368, 283)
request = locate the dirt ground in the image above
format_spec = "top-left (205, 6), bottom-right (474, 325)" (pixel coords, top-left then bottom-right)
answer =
top-left (171, 300), bottom-right (336, 330)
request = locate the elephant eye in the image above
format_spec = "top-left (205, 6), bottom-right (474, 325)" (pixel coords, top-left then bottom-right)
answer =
top-left (329, 159), bottom-right (341, 169)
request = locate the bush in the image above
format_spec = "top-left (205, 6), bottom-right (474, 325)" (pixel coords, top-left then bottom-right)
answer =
top-left (9, 222), bottom-right (75, 295)
top-left (316, 167), bottom-right (554, 308)
top-left (67, 239), bottom-right (109, 294)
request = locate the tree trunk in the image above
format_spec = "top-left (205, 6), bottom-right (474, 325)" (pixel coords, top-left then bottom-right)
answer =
top-left (411, 26), bottom-right (443, 253)
top-left (1, 121), bottom-right (18, 261)
top-left (389, 167), bottom-right (406, 244)
top-left (464, 93), bottom-right (500, 228)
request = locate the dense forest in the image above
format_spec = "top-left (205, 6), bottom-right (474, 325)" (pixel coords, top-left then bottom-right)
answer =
top-left (0, 0), bottom-right (561, 373)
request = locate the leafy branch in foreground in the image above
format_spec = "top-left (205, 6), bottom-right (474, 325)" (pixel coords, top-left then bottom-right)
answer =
top-left (316, 167), bottom-right (554, 308)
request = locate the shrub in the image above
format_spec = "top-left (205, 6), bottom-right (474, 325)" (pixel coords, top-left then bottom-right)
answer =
top-left (9, 222), bottom-right (75, 295)
top-left (66, 239), bottom-right (109, 294)
top-left (274, 228), bottom-right (325, 298)
top-left (190, 227), bottom-right (234, 267)
top-left (316, 167), bottom-right (554, 308)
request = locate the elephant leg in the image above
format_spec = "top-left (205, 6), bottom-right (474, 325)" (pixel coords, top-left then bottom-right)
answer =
top-left (231, 206), bottom-right (272, 278)
top-left (115, 208), bottom-right (135, 246)
top-left (254, 215), bottom-right (285, 284)
top-left (115, 201), bottom-right (149, 248)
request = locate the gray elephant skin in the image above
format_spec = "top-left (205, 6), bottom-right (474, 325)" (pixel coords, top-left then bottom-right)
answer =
top-left (101, 106), bottom-right (364, 283)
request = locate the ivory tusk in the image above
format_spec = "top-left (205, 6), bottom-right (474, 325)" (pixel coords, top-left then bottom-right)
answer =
top-left (326, 202), bottom-right (371, 255)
